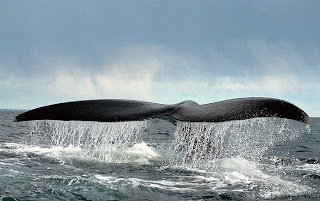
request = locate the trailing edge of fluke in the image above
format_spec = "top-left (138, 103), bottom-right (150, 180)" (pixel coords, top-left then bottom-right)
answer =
top-left (14, 97), bottom-right (310, 124)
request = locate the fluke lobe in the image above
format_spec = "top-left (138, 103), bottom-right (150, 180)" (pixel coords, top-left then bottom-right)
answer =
top-left (14, 97), bottom-right (310, 124)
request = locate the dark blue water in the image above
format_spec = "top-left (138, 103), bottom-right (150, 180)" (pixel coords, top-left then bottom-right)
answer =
top-left (1, 110), bottom-right (319, 200)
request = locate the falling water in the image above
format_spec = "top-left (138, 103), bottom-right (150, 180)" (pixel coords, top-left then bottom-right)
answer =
top-left (0, 113), bottom-right (320, 200)
top-left (171, 117), bottom-right (310, 168)
top-left (4, 116), bottom-right (316, 200)
top-left (26, 118), bottom-right (310, 167)
top-left (27, 120), bottom-right (149, 162)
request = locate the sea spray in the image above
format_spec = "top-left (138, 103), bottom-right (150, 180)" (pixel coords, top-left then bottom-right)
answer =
top-left (3, 115), bottom-right (316, 200)
top-left (170, 117), bottom-right (310, 168)
top-left (26, 118), bottom-right (310, 166)
top-left (26, 120), bottom-right (152, 162)
top-left (165, 118), bottom-right (312, 198)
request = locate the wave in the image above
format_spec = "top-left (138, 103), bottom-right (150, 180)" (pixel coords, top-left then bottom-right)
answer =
top-left (1, 117), bottom-right (313, 199)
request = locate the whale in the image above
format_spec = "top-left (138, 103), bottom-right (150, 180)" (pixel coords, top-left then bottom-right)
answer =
top-left (14, 97), bottom-right (309, 124)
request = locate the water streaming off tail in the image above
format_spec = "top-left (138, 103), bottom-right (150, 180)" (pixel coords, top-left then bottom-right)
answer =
top-left (27, 120), bottom-right (149, 162)
top-left (171, 118), bottom-right (310, 168)
top-left (26, 118), bottom-right (310, 166)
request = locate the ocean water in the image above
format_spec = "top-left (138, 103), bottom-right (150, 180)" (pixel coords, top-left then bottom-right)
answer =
top-left (0, 110), bottom-right (319, 201)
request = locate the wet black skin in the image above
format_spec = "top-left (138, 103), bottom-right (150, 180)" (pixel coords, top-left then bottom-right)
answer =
top-left (14, 97), bottom-right (310, 124)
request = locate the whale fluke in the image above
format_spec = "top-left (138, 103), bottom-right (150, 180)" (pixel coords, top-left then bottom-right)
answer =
top-left (13, 97), bottom-right (310, 124)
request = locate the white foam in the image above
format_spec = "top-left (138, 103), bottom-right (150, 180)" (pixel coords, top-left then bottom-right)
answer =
top-left (95, 175), bottom-right (197, 192)
top-left (124, 142), bottom-right (161, 163)
top-left (3, 141), bottom-right (161, 165)
top-left (163, 157), bottom-right (312, 198)
top-left (297, 163), bottom-right (320, 174)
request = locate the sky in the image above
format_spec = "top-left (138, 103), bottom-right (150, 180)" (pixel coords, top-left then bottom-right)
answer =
top-left (1, 0), bottom-right (319, 116)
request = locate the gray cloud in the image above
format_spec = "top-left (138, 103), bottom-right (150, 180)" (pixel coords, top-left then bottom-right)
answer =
top-left (0, 1), bottom-right (319, 116)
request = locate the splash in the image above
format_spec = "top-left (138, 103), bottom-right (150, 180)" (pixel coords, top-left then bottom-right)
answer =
top-left (171, 117), bottom-right (310, 167)
top-left (26, 120), bottom-right (156, 163)
top-left (26, 118), bottom-right (310, 166)
top-left (15, 117), bottom-right (314, 199)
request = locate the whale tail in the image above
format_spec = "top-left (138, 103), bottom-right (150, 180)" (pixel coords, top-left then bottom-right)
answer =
top-left (14, 97), bottom-right (310, 124)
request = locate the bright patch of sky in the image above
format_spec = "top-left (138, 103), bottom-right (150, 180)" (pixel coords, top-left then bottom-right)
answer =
top-left (1, 0), bottom-right (319, 116)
